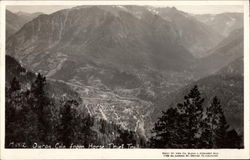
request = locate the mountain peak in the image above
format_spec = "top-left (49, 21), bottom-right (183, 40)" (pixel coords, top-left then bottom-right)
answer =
top-left (171, 6), bottom-right (177, 10)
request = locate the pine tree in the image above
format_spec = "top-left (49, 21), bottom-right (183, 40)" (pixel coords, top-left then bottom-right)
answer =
top-left (213, 97), bottom-right (229, 148)
top-left (177, 85), bottom-right (204, 148)
top-left (18, 94), bottom-right (40, 147)
top-left (82, 114), bottom-right (95, 148)
top-left (203, 96), bottom-right (231, 148)
top-left (201, 97), bottom-right (220, 148)
top-left (5, 86), bottom-right (17, 147)
top-left (59, 100), bottom-right (78, 148)
top-left (30, 73), bottom-right (50, 144)
top-left (6, 86), bottom-right (40, 147)
top-left (150, 108), bottom-right (180, 148)
top-left (10, 77), bottom-right (21, 92)
top-left (150, 85), bottom-right (205, 148)
top-left (32, 73), bottom-right (46, 97)
top-left (225, 129), bottom-right (242, 148)
top-left (100, 119), bottom-right (107, 134)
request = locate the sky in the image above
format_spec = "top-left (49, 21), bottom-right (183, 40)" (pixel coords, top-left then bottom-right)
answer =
top-left (6, 5), bottom-right (77, 14)
top-left (6, 5), bottom-right (243, 15)
top-left (166, 5), bottom-right (243, 14)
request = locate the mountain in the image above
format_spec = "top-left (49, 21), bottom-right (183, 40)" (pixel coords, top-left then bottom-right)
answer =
top-left (193, 28), bottom-right (243, 77)
top-left (198, 58), bottom-right (243, 134)
top-left (194, 12), bottom-right (243, 37)
top-left (7, 6), bottom-right (194, 72)
top-left (156, 57), bottom-right (243, 135)
top-left (16, 11), bottom-right (44, 20)
top-left (151, 27), bottom-right (243, 134)
top-left (155, 7), bottom-right (223, 57)
top-left (218, 57), bottom-right (243, 76)
top-left (6, 10), bottom-right (25, 38)
top-left (6, 5), bottom-right (200, 137)
top-left (6, 10), bottom-right (43, 38)
top-left (5, 5), bottom-right (244, 138)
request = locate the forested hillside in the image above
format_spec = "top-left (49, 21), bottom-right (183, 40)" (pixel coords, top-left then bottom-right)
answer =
top-left (150, 86), bottom-right (242, 148)
top-left (5, 55), bottom-right (146, 148)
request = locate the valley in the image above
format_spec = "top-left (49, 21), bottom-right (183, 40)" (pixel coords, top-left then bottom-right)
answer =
top-left (5, 5), bottom-right (244, 144)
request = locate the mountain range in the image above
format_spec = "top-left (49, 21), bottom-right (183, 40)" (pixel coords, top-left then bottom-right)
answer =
top-left (6, 5), bottom-right (244, 138)
top-left (194, 12), bottom-right (243, 37)
top-left (193, 28), bottom-right (243, 77)
top-left (6, 10), bottom-right (43, 38)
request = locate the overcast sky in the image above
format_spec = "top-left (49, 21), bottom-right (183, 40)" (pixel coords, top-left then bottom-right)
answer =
top-left (6, 5), bottom-right (243, 15)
